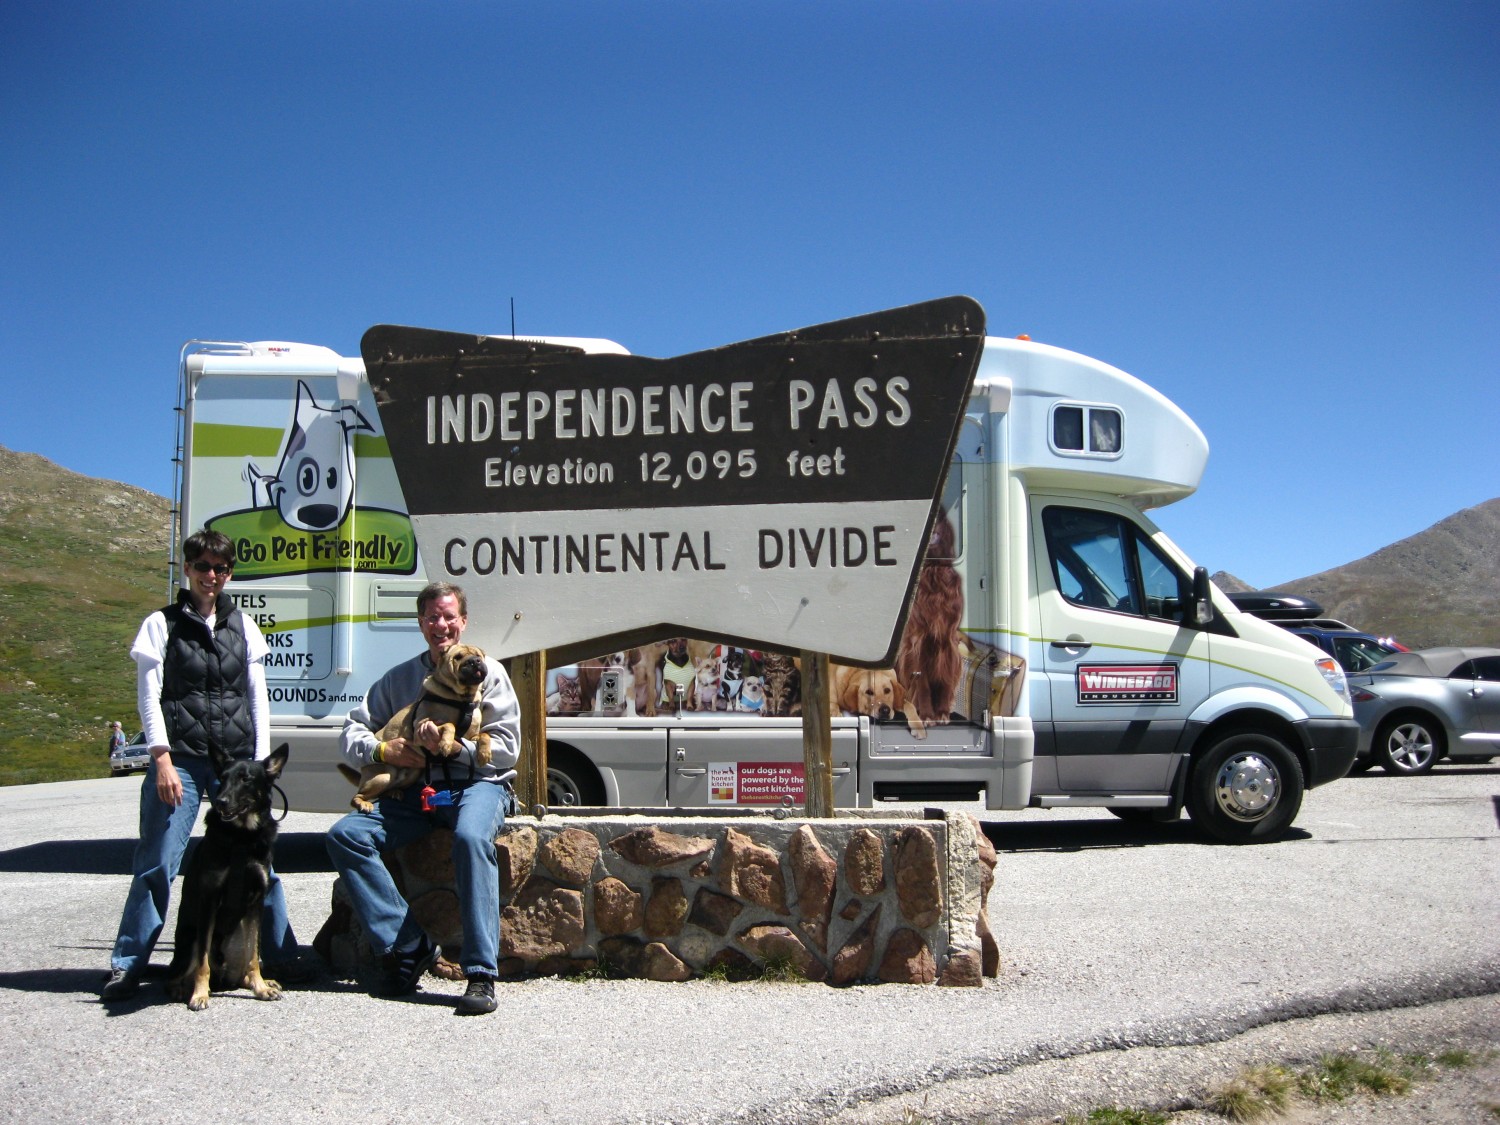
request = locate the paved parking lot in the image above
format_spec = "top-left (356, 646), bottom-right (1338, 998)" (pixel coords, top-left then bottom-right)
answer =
top-left (0, 765), bottom-right (1495, 1124)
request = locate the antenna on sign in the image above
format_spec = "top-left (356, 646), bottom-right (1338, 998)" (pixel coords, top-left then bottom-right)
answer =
top-left (510, 297), bottom-right (516, 338)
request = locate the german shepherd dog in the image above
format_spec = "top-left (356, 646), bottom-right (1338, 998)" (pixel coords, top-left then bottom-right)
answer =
top-left (165, 742), bottom-right (289, 1011)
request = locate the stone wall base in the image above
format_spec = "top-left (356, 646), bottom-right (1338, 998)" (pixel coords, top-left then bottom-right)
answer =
top-left (316, 809), bottom-right (999, 987)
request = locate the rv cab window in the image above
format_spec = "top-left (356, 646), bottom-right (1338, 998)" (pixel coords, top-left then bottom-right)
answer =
top-left (1043, 506), bottom-right (1190, 624)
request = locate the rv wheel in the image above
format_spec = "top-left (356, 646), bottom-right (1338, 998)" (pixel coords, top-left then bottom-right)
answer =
top-left (545, 744), bottom-right (606, 807)
top-left (1186, 731), bottom-right (1304, 844)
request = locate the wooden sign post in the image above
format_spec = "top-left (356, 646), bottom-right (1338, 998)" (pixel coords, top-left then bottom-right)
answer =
top-left (800, 650), bottom-right (834, 817)
top-left (511, 650), bottom-right (547, 811)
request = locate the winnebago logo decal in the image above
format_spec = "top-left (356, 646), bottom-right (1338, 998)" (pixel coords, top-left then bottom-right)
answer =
top-left (1076, 663), bottom-right (1180, 705)
top-left (205, 380), bottom-right (416, 578)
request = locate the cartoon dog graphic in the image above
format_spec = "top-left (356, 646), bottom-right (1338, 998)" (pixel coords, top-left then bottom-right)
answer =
top-left (244, 380), bottom-right (373, 531)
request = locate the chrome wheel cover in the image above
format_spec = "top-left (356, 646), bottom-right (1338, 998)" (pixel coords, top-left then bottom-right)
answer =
top-left (1213, 752), bottom-right (1280, 823)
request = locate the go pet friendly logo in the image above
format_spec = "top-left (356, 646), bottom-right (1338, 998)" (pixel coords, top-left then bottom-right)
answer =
top-left (207, 381), bottom-right (418, 578)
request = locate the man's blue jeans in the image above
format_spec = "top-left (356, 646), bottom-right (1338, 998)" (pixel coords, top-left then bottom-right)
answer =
top-left (325, 779), bottom-right (512, 978)
top-left (110, 756), bottom-right (298, 974)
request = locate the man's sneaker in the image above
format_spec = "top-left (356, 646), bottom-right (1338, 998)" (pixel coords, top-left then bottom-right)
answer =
top-left (101, 968), bottom-right (140, 1001)
top-left (456, 974), bottom-right (497, 1015)
top-left (374, 935), bottom-right (438, 997)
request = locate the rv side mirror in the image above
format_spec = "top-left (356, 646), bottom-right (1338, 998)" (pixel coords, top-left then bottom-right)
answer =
top-left (1191, 566), bottom-right (1214, 627)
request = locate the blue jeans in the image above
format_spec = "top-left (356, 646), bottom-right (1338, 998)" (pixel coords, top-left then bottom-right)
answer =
top-left (110, 756), bottom-right (298, 974)
top-left (326, 780), bottom-right (513, 978)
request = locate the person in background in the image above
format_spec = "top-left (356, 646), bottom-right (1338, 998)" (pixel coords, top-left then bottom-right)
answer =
top-left (326, 581), bottom-right (520, 1015)
top-left (101, 529), bottom-right (307, 1001)
top-left (108, 721), bottom-right (126, 757)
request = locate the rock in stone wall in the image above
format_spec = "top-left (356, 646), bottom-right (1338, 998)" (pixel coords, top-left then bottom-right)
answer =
top-left (321, 811), bottom-right (997, 987)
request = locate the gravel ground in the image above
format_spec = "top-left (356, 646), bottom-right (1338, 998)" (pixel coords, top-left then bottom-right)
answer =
top-left (819, 994), bottom-right (1500, 1123)
top-left (1, 770), bottom-right (1495, 1124)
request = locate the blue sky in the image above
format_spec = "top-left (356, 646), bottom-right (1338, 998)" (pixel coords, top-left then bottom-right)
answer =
top-left (3, 1), bottom-right (1495, 590)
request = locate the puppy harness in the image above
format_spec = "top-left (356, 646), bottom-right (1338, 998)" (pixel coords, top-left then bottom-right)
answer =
top-left (416, 690), bottom-right (479, 812)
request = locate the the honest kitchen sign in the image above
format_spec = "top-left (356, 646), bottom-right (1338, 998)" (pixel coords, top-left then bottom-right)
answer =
top-left (362, 296), bottom-right (984, 665)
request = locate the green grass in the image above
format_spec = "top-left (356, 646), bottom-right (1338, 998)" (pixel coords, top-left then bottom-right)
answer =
top-left (564, 957), bottom-right (625, 982)
top-left (758, 950), bottom-right (809, 983)
top-left (1207, 1065), bottom-right (1294, 1121)
top-left (1060, 1044), bottom-right (1494, 1125)
top-left (1062, 1108), bottom-right (1168, 1125)
top-left (0, 461), bottom-right (172, 786)
top-left (1294, 1050), bottom-right (1417, 1102)
top-left (699, 959), bottom-right (734, 983)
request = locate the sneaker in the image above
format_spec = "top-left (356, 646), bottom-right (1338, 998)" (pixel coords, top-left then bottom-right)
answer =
top-left (455, 975), bottom-right (496, 1016)
top-left (101, 968), bottom-right (140, 1001)
top-left (374, 935), bottom-right (438, 997)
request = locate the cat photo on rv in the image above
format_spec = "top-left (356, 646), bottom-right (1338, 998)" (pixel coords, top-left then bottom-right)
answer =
top-left (244, 380), bottom-right (374, 532)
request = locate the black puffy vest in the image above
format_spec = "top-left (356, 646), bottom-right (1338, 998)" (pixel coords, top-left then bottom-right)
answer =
top-left (159, 590), bottom-right (255, 760)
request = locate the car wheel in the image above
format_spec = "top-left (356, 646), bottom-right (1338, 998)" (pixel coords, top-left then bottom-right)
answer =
top-left (1186, 731), bottom-right (1305, 844)
top-left (544, 744), bottom-right (606, 808)
top-left (1373, 715), bottom-right (1443, 775)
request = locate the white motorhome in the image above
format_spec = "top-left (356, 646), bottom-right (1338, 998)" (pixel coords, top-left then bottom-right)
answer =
top-left (173, 330), bottom-right (1357, 842)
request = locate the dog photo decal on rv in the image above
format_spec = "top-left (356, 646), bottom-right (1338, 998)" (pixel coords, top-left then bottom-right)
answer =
top-left (543, 505), bottom-right (1028, 733)
top-left (201, 380), bottom-right (418, 578)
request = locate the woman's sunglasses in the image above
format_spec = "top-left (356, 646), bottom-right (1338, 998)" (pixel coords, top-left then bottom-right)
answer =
top-left (189, 561), bottom-right (234, 576)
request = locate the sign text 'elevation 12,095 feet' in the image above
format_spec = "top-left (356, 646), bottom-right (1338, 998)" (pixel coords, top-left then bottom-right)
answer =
top-left (361, 296), bottom-right (985, 666)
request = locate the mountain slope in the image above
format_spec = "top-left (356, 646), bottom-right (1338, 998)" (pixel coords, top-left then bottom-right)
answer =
top-left (0, 445), bottom-right (172, 783)
top-left (1272, 498), bottom-right (1500, 649)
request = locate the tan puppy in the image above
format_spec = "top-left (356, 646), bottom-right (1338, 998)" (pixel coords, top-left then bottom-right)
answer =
top-left (831, 665), bottom-right (928, 739)
top-left (340, 643), bottom-right (493, 812)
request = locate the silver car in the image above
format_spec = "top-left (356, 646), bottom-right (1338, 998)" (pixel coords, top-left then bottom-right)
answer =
top-left (1349, 647), bottom-right (1500, 774)
top-left (109, 732), bottom-right (151, 776)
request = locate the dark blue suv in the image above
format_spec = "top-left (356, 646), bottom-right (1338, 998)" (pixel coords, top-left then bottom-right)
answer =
top-left (1226, 592), bottom-right (1403, 674)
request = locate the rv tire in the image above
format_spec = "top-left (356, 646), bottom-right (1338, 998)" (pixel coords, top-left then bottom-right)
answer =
top-left (1186, 731), bottom-right (1304, 844)
top-left (546, 743), bottom-right (606, 807)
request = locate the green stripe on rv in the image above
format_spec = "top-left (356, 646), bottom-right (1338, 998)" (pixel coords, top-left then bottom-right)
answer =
top-left (263, 614), bottom-right (411, 633)
top-left (191, 424), bottom-right (390, 458)
top-left (193, 423), bottom-right (283, 457)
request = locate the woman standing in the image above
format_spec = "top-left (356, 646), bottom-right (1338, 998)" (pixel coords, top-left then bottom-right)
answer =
top-left (102, 528), bottom-right (303, 1000)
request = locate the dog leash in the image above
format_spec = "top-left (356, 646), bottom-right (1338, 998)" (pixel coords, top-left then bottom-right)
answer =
top-left (271, 783), bottom-right (290, 822)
